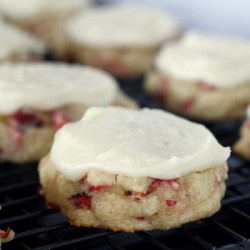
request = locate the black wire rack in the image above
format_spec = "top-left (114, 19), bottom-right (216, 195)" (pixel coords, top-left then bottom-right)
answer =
top-left (1, 79), bottom-right (250, 250)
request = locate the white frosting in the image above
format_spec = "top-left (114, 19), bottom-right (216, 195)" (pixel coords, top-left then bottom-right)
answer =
top-left (0, 0), bottom-right (90, 19)
top-left (0, 63), bottom-right (118, 114)
top-left (0, 20), bottom-right (45, 59)
top-left (66, 4), bottom-right (180, 47)
top-left (155, 31), bottom-right (250, 88)
top-left (51, 107), bottom-right (230, 181)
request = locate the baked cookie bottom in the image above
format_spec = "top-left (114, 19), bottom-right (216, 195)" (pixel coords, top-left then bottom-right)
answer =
top-left (233, 119), bottom-right (250, 160)
top-left (65, 43), bottom-right (160, 78)
top-left (39, 156), bottom-right (228, 232)
top-left (145, 71), bottom-right (250, 121)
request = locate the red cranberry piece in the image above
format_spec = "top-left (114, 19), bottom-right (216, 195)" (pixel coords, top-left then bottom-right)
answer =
top-left (166, 199), bottom-right (177, 207)
top-left (9, 109), bottom-right (43, 131)
top-left (47, 203), bottom-right (60, 210)
top-left (89, 185), bottom-right (109, 192)
top-left (180, 97), bottom-right (195, 113)
top-left (70, 193), bottom-right (92, 209)
top-left (148, 179), bottom-right (179, 193)
top-left (52, 111), bottom-right (70, 130)
top-left (0, 227), bottom-right (11, 239)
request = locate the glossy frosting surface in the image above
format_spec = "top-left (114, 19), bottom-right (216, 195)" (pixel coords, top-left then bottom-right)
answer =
top-left (0, 63), bottom-right (118, 114)
top-left (66, 4), bottom-right (180, 47)
top-left (51, 107), bottom-right (230, 181)
top-left (156, 31), bottom-right (250, 88)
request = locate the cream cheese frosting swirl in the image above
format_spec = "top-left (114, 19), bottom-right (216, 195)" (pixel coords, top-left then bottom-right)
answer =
top-left (51, 107), bottom-right (230, 181)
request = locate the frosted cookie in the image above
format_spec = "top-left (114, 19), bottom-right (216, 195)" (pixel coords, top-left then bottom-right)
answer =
top-left (0, 0), bottom-right (91, 56)
top-left (0, 206), bottom-right (15, 248)
top-left (0, 19), bottom-right (45, 62)
top-left (64, 4), bottom-right (181, 77)
top-left (233, 105), bottom-right (250, 160)
top-left (145, 31), bottom-right (250, 120)
top-left (0, 64), bottom-right (137, 164)
top-left (39, 107), bottom-right (230, 232)
top-left (0, 227), bottom-right (14, 248)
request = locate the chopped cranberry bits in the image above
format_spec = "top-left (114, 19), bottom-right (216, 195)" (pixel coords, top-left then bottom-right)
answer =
top-left (0, 226), bottom-right (15, 246)
top-left (89, 185), bottom-right (110, 192)
top-left (149, 179), bottom-right (179, 193)
top-left (180, 97), bottom-right (195, 113)
top-left (52, 111), bottom-right (70, 129)
top-left (0, 227), bottom-right (11, 239)
top-left (9, 109), bottom-right (43, 131)
top-left (70, 193), bottom-right (92, 209)
top-left (166, 200), bottom-right (177, 207)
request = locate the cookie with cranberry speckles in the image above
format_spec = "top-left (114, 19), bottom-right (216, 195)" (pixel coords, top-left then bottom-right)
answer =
top-left (0, 64), bottom-right (137, 163)
top-left (39, 107), bottom-right (230, 232)
top-left (63, 4), bottom-right (181, 77)
top-left (145, 31), bottom-right (250, 120)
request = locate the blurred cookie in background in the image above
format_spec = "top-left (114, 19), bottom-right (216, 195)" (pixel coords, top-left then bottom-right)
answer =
top-left (0, 63), bottom-right (137, 164)
top-left (233, 105), bottom-right (250, 160)
top-left (145, 31), bottom-right (250, 121)
top-left (0, 0), bottom-right (91, 58)
top-left (0, 19), bottom-right (45, 62)
top-left (63, 4), bottom-right (181, 78)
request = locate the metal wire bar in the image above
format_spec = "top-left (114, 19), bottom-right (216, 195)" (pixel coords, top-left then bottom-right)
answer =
top-left (177, 228), bottom-right (216, 250)
top-left (136, 231), bottom-right (173, 250)
top-left (32, 231), bottom-right (115, 250)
